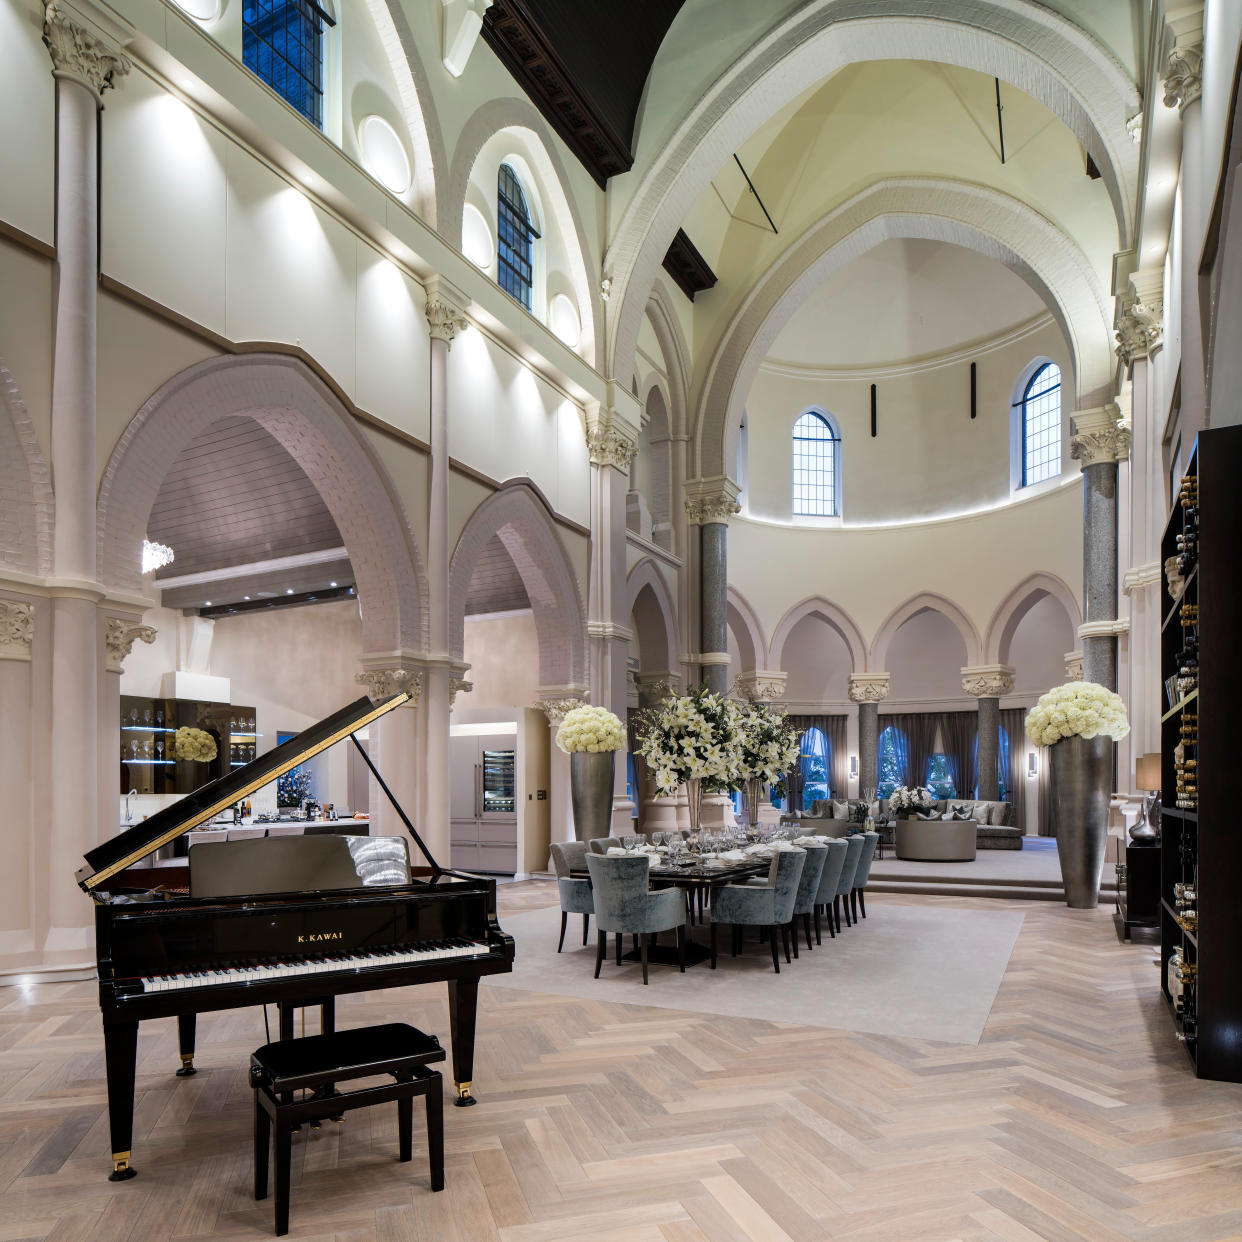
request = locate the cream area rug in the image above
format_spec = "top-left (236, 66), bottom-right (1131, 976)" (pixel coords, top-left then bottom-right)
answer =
top-left (482, 901), bottom-right (1024, 1046)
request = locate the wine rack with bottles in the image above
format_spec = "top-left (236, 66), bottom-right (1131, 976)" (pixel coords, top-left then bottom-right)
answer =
top-left (119, 696), bottom-right (257, 797)
top-left (1159, 428), bottom-right (1242, 1081)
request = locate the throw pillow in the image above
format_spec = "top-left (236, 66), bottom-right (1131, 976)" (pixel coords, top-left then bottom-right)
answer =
top-left (940, 811), bottom-right (954, 821)
top-left (916, 810), bottom-right (939, 820)
top-left (831, 799), bottom-right (850, 820)
top-left (976, 803), bottom-right (994, 825)
top-left (950, 803), bottom-right (972, 817)
top-left (951, 807), bottom-right (971, 821)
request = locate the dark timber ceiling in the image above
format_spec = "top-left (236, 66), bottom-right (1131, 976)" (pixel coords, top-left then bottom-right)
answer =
top-left (481, 0), bottom-right (687, 187)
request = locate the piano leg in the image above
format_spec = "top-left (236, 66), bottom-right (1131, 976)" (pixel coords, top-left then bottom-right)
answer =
top-left (447, 978), bottom-right (479, 1107)
top-left (102, 1020), bottom-right (139, 1181)
top-left (176, 1013), bottom-right (197, 1076)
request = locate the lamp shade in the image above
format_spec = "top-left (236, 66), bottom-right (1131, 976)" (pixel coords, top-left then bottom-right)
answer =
top-left (1135, 752), bottom-right (1161, 791)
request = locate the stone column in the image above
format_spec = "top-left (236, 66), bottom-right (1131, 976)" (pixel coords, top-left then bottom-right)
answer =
top-left (423, 284), bottom-right (467, 863)
top-left (0, 601), bottom-right (36, 964)
top-left (42, 5), bottom-right (129, 962)
top-left (848, 674), bottom-right (889, 796)
top-left (1163, 14), bottom-right (1206, 438)
top-left (585, 400), bottom-right (639, 824)
top-left (355, 667), bottom-right (423, 848)
top-left (536, 693), bottom-right (586, 842)
top-left (962, 666), bottom-right (1014, 800)
top-left (102, 617), bottom-right (155, 839)
top-left (686, 478), bottom-right (740, 696)
top-left (1070, 406), bottom-right (1131, 689)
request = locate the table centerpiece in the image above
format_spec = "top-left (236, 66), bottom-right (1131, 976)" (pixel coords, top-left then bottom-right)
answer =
top-left (735, 700), bottom-right (801, 829)
top-left (888, 784), bottom-right (935, 819)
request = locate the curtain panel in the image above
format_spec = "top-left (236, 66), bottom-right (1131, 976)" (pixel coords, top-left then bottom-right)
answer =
top-left (826, 715), bottom-right (849, 801)
top-left (939, 711), bottom-right (977, 801)
top-left (882, 713), bottom-right (937, 789)
top-left (1001, 708), bottom-right (1027, 832)
top-left (786, 714), bottom-right (849, 807)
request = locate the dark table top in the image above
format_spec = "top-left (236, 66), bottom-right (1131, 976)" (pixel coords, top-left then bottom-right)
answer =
top-left (571, 857), bottom-right (769, 885)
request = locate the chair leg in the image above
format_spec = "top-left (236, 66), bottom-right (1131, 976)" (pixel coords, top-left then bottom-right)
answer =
top-left (640, 939), bottom-right (649, 985)
top-left (851, 890), bottom-right (858, 922)
top-left (781, 925), bottom-right (792, 964)
top-left (594, 930), bottom-right (605, 979)
top-left (804, 913), bottom-right (814, 951)
top-left (558, 911), bottom-right (567, 953)
top-left (678, 923), bottom-right (686, 973)
top-left (615, 933), bottom-right (623, 966)
top-left (859, 890), bottom-right (867, 918)
top-left (814, 907), bottom-right (822, 946)
top-left (427, 1072), bottom-right (445, 1191)
top-left (583, 912), bottom-right (590, 944)
top-left (254, 1098), bottom-right (270, 1201)
top-left (789, 921), bottom-right (800, 960)
top-left (826, 903), bottom-right (836, 938)
top-left (274, 1117), bottom-right (291, 1237)
top-left (732, 924), bottom-right (741, 956)
top-left (769, 926), bottom-right (781, 973)
top-left (710, 920), bottom-right (717, 970)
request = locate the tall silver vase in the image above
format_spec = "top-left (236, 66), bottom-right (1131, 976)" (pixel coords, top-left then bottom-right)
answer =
top-left (744, 778), bottom-right (763, 829)
top-left (570, 751), bottom-right (616, 842)
top-left (1049, 734), bottom-right (1114, 909)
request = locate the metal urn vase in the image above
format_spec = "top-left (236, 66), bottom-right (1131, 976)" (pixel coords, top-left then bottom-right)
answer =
top-left (1049, 734), bottom-right (1114, 908)
top-left (569, 750), bottom-right (616, 842)
top-left (684, 778), bottom-right (703, 837)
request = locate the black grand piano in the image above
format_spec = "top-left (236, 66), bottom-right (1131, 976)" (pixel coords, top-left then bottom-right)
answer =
top-left (77, 691), bottom-right (515, 1180)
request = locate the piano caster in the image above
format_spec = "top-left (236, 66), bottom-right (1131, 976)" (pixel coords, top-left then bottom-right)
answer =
top-left (455, 1081), bottom-right (477, 1108)
top-left (176, 1054), bottom-right (196, 1078)
top-left (110, 1152), bottom-right (137, 1182)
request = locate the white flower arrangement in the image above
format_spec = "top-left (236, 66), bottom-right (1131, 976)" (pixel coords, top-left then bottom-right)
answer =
top-left (636, 686), bottom-right (745, 796)
top-left (737, 701), bottom-right (801, 785)
top-left (555, 704), bottom-right (626, 754)
top-left (174, 726), bottom-right (217, 763)
top-left (1024, 681), bottom-right (1130, 747)
top-left (889, 785), bottom-right (935, 814)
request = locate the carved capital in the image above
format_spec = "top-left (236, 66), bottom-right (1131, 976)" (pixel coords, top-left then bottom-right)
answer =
top-left (536, 696), bottom-right (586, 726)
top-left (1064, 651), bottom-right (1084, 681)
top-left (848, 673), bottom-right (890, 704)
top-left (584, 407), bottom-right (639, 470)
top-left (425, 298), bottom-right (467, 345)
top-left (1125, 112), bottom-right (1142, 145)
top-left (1163, 39), bottom-right (1203, 113)
top-left (356, 667), bottom-right (422, 705)
top-left (1071, 405), bottom-right (1131, 466)
top-left (105, 619), bottom-right (155, 674)
top-left (449, 675), bottom-right (473, 706)
top-left (734, 670), bottom-right (787, 702)
top-left (684, 476), bottom-right (741, 525)
top-left (0, 601), bottom-right (34, 661)
top-left (961, 664), bottom-right (1015, 698)
top-left (635, 672), bottom-right (677, 708)
top-left (1115, 294), bottom-right (1163, 364)
top-left (43, 1), bottom-right (131, 98)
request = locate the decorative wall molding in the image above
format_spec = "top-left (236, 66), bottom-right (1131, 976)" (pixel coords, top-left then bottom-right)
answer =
top-left (1163, 38), bottom-right (1203, 113)
top-left (662, 229), bottom-right (718, 302)
top-left (0, 601), bottom-right (34, 661)
top-left (42, 1), bottom-right (131, 98)
top-left (1070, 404), bottom-right (1131, 466)
top-left (1078, 618), bottom-right (1130, 638)
top-left (104, 619), bottom-right (155, 674)
top-left (1122, 562), bottom-right (1162, 593)
top-left (960, 663), bottom-right (1016, 698)
top-left (355, 667), bottom-right (422, 705)
top-left (684, 476), bottom-right (741, 525)
top-left (586, 620), bottom-right (633, 642)
top-left (583, 407), bottom-right (639, 469)
top-left (1115, 293), bottom-right (1163, 363)
top-left (697, 652), bottom-right (731, 666)
top-left (734, 669), bottom-right (787, 701)
top-left (848, 673), bottom-right (890, 703)
top-left (1064, 650), bottom-right (1084, 680)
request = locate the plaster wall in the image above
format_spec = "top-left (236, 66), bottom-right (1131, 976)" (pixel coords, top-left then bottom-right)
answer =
top-left (0, 0), bottom-right (54, 244)
top-left (1008, 593), bottom-right (1075, 692)
top-left (0, 241), bottom-right (52, 463)
top-left (781, 614), bottom-right (853, 705)
top-left (887, 610), bottom-right (969, 700)
top-left (460, 612), bottom-right (540, 712)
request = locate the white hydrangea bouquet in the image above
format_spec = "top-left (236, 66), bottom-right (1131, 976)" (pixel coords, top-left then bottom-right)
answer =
top-left (737, 701), bottom-right (802, 785)
top-left (889, 785), bottom-right (935, 816)
top-left (555, 704), bottom-right (626, 754)
top-left (1025, 681), bottom-right (1130, 747)
top-left (636, 686), bottom-right (744, 795)
top-left (174, 726), bottom-right (217, 763)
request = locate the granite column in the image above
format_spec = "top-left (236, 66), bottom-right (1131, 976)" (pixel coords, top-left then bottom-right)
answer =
top-left (849, 674), bottom-right (889, 797)
top-left (962, 667), bottom-right (1013, 799)
top-left (686, 479), bottom-right (739, 696)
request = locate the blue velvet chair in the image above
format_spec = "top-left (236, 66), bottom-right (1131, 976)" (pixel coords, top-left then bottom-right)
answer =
top-left (789, 842), bottom-right (828, 957)
top-left (812, 838), bottom-right (848, 944)
top-left (585, 853), bottom-right (686, 984)
top-left (834, 834), bottom-right (865, 932)
top-left (709, 848), bottom-right (806, 973)
top-left (548, 842), bottom-right (593, 952)
top-left (851, 831), bottom-right (880, 921)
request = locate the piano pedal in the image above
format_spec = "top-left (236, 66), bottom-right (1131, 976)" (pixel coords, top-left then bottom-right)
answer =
top-left (176, 1054), bottom-right (196, 1078)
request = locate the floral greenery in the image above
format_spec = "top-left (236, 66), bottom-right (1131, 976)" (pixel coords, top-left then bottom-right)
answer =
top-left (888, 784), bottom-right (935, 815)
top-left (636, 685), bottom-right (744, 796)
top-left (555, 704), bottom-right (626, 754)
top-left (1025, 681), bottom-right (1130, 746)
top-left (173, 726), bottom-right (217, 763)
top-left (736, 700), bottom-right (801, 786)
top-left (277, 764), bottom-right (311, 808)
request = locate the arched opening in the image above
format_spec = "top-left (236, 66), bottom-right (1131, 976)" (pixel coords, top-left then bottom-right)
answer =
top-left (629, 383), bottom-right (673, 550)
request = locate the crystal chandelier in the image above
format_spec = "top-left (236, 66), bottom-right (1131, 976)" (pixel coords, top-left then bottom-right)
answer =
top-left (142, 539), bottom-right (175, 574)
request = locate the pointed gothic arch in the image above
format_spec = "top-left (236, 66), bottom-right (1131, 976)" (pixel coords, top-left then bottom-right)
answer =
top-left (871, 592), bottom-right (983, 671)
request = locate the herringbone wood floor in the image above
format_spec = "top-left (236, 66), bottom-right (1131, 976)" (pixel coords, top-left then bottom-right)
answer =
top-left (1, 882), bottom-right (1240, 1241)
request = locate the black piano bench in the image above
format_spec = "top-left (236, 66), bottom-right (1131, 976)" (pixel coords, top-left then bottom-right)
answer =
top-left (250, 1022), bottom-right (446, 1236)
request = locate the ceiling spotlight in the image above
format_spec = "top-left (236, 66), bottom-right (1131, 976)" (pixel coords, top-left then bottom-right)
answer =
top-left (204, 601), bottom-right (212, 607)
top-left (286, 588), bottom-right (294, 595)
top-left (329, 581), bottom-right (337, 588)
top-left (243, 595), bottom-right (250, 601)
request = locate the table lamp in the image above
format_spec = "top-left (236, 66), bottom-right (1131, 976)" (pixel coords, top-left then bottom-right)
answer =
top-left (1131, 752), bottom-right (1161, 846)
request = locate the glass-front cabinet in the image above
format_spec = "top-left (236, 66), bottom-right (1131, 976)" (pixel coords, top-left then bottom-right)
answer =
top-left (481, 749), bottom-right (516, 816)
top-left (119, 696), bottom-right (257, 796)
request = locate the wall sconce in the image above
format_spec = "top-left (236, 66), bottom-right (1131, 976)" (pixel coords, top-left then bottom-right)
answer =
top-left (849, 755), bottom-right (859, 778)
top-left (1027, 752), bottom-right (1038, 777)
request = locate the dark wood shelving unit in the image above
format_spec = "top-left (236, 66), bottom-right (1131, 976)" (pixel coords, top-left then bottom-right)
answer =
top-left (1158, 427), bottom-right (1242, 1081)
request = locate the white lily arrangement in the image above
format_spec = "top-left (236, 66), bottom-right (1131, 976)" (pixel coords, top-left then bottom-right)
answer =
top-left (174, 726), bottom-right (217, 763)
top-left (636, 686), bottom-right (745, 796)
top-left (555, 704), bottom-right (626, 754)
top-left (736, 700), bottom-right (802, 785)
top-left (1025, 681), bottom-right (1130, 747)
top-left (889, 784), bottom-right (935, 814)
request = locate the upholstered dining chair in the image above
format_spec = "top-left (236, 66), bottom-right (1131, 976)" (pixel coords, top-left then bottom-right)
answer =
top-left (812, 838), bottom-right (848, 944)
top-left (788, 842), bottom-right (828, 957)
top-left (548, 841), bottom-right (592, 952)
top-left (584, 853), bottom-right (686, 984)
top-left (587, 836), bottom-right (622, 854)
top-left (709, 848), bottom-right (806, 974)
top-left (851, 831), bottom-right (880, 921)
top-left (833, 834), bottom-right (865, 932)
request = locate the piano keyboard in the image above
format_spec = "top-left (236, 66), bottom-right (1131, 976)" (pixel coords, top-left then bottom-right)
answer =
top-left (138, 939), bottom-right (486, 993)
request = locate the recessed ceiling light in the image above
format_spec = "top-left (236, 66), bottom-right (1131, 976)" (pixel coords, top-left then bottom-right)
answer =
top-left (286, 588), bottom-right (294, 595)
top-left (204, 600), bottom-right (212, 606)
top-left (329, 581), bottom-right (337, 588)
top-left (243, 595), bottom-right (250, 601)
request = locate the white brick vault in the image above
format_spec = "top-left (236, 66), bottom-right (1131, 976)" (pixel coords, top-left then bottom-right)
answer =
top-left (96, 354), bottom-right (429, 654)
top-left (448, 480), bottom-right (586, 689)
top-left (0, 359), bottom-right (54, 578)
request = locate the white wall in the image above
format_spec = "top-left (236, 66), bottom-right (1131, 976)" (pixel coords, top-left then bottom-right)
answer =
top-left (887, 610), bottom-right (968, 701)
top-left (459, 613), bottom-right (540, 712)
top-left (1008, 593), bottom-right (1075, 693)
top-left (780, 614), bottom-right (853, 706)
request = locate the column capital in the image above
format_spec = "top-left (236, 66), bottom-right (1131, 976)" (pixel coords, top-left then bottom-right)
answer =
top-left (1078, 618), bottom-right (1130, 639)
top-left (1064, 650), bottom-right (1084, 681)
top-left (960, 664), bottom-right (1015, 698)
top-left (1163, 36), bottom-right (1203, 114)
top-left (583, 405), bottom-right (639, 470)
top-left (43, 1), bottom-right (131, 99)
top-left (424, 276), bottom-right (469, 344)
top-left (104, 618), bottom-right (154, 673)
top-left (0, 600), bottom-right (34, 661)
top-left (449, 675), bottom-right (472, 706)
top-left (848, 673), bottom-right (890, 703)
top-left (684, 476), bottom-right (741, 525)
top-left (635, 671), bottom-right (678, 707)
top-left (355, 666), bottom-right (422, 705)
top-left (535, 690), bottom-right (588, 726)
top-left (1115, 293), bottom-right (1163, 365)
top-left (734, 670), bottom-right (787, 702)
top-left (1070, 404), bottom-right (1131, 466)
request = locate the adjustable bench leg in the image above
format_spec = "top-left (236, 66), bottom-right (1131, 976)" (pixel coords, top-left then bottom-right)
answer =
top-left (427, 1074), bottom-right (445, 1192)
top-left (274, 1117), bottom-right (292, 1237)
top-left (398, 1091), bottom-right (413, 1163)
top-left (253, 1098), bottom-right (270, 1201)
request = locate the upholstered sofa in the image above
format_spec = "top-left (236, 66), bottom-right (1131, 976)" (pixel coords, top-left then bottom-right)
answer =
top-left (806, 798), bottom-right (1022, 850)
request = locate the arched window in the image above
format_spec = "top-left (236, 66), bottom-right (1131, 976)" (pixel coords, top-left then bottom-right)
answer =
top-left (792, 411), bottom-right (840, 516)
top-left (877, 725), bottom-right (908, 799)
top-left (1018, 362), bottom-right (1061, 486)
top-left (242, 0), bottom-right (334, 129)
top-left (925, 753), bottom-right (956, 799)
top-left (799, 727), bottom-right (830, 811)
top-left (497, 164), bottom-right (538, 310)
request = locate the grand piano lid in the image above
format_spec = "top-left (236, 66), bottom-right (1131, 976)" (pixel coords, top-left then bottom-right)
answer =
top-left (78, 692), bottom-right (410, 892)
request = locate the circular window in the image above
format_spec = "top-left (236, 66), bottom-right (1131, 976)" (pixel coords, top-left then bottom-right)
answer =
top-left (172, 0), bottom-right (219, 18)
top-left (358, 115), bottom-right (412, 195)
top-left (549, 294), bottom-right (581, 348)
top-left (462, 203), bottom-right (495, 270)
